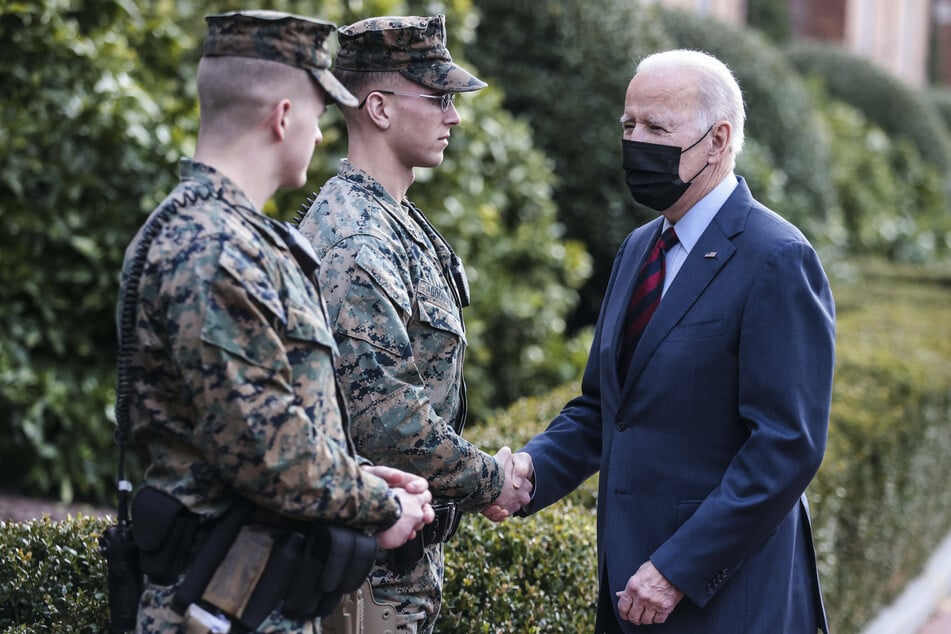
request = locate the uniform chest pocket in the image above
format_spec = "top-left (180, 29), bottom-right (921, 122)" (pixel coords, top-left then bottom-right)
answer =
top-left (416, 293), bottom-right (465, 342)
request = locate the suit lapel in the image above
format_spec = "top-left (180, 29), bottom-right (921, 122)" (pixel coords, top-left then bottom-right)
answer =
top-left (620, 180), bottom-right (753, 394)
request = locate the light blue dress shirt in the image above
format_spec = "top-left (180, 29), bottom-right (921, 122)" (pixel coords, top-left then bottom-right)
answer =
top-left (662, 172), bottom-right (739, 296)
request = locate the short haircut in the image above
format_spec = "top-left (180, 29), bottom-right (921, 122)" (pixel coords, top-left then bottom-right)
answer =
top-left (637, 49), bottom-right (746, 156)
top-left (197, 56), bottom-right (318, 136)
top-left (332, 67), bottom-right (400, 103)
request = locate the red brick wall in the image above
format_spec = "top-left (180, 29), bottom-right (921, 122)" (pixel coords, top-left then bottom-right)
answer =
top-left (789, 0), bottom-right (847, 41)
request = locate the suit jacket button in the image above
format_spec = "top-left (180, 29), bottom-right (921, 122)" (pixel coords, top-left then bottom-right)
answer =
top-left (615, 419), bottom-right (627, 431)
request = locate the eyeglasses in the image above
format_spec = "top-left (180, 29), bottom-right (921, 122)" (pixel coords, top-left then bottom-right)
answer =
top-left (358, 90), bottom-right (456, 112)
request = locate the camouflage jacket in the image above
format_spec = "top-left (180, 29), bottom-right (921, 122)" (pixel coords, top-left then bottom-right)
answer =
top-left (121, 158), bottom-right (400, 529)
top-left (297, 161), bottom-right (502, 511)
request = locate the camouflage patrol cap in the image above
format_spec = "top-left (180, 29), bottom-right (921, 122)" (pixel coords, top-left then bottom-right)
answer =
top-left (203, 10), bottom-right (358, 107)
top-left (334, 15), bottom-right (486, 92)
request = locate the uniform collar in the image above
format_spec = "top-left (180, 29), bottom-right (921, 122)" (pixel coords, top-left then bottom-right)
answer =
top-left (336, 159), bottom-right (430, 247)
top-left (178, 158), bottom-right (287, 248)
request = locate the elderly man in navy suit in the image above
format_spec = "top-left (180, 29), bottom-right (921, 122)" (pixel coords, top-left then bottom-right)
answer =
top-left (490, 49), bottom-right (836, 632)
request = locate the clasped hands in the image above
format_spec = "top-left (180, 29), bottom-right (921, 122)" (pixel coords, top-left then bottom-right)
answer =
top-left (363, 464), bottom-right (435, 550)
top-left (481, 446), bottom-right (534, 522)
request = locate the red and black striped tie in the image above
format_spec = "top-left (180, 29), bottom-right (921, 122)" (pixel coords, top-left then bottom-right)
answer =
top-left (618, 227), bottom-right (679, 379)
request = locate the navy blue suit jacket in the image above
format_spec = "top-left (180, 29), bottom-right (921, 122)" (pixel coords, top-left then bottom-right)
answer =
top-left (521, 178), bottom-right (835, 633)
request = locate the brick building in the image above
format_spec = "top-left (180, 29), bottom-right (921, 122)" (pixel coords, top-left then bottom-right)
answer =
top-left (646, 0), bottom-right (949, 88)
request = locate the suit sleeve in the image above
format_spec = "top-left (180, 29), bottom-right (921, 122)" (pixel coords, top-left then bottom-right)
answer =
top-left (519, 235), bottom-right (637, 512)
top-left (650, 240), bottom-right (835, 606)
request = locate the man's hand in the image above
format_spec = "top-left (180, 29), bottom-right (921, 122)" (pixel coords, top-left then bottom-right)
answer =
top-left (616, 560), bottom-right (684, 625)
top-left (481, 447), bottom-right (534, 522)
top-left (362, 464), bottom-right (429, 495)
top-left (376, 486), bottom-right (435, 550)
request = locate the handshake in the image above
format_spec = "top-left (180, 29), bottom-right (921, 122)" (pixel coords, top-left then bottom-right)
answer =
top-left (481, 446), bottom-right (534, 523)
top-left (365, 446), bottom-right (534, 550)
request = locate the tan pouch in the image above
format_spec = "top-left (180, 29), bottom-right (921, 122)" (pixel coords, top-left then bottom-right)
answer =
top-left (200, 526), bottom-right (274, 618)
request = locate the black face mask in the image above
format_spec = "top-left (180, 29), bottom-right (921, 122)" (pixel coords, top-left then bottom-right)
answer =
top-left (622, 126), bottom-right (712, 211)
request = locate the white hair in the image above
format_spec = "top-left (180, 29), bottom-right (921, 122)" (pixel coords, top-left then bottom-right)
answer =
top-left (636, 49), bottom-right (746, 156)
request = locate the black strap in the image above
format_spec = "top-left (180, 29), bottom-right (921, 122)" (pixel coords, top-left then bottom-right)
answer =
top-left (404, 203), bottom-right (470, 434)
top-left (170, 498), bottom-right (255, 615)
top-left (404, 202), bottom-right (470, 309)
top-left (114, 198), bottom-right (189, 525)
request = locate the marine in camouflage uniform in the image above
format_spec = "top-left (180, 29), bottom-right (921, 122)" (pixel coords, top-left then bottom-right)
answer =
top-left (296, 15), bottom-right (511, 634)
top-left (124, 11), bottom-right (412, 634)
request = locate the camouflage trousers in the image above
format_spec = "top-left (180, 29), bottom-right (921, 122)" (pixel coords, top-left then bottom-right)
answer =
top-left (334, 542), bottom-right (444, 634)
top-left (136, 577), bottom-right (320, 634)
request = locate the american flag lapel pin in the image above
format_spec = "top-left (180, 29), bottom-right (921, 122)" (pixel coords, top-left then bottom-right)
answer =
top-left (704, 251), bottom-right (717, 259)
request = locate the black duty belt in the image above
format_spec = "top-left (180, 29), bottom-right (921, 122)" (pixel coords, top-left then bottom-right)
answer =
top-left (388, 501), bottom-right (461, 573)
top-left (422, 502), bottom-right (460, 546)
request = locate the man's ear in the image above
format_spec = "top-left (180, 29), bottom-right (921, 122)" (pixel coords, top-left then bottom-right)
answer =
top-left (269, 98), bottom-right (293, 141)
top-left (708, 121), bottom-right (732, 163)
top-left (362, 92), bottom-right (392, 131)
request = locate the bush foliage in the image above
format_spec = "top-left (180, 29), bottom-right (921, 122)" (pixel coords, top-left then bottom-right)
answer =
top-left (469, 0), bottom-right (673, 326)
top-left (787, 41), bottom-right (951, 174)
top-left (657, 8), bottom-right (839, 240)
top-left (817, 95), bottom-right (950, 260)
top-left (811, 260), bottom-right (951, 632)
top-left (0, 0), bottom-right (196, 503)
top-left (746, 0), bottom-right (792, 44)
top-left (0, 515), bottom-right (111, 632)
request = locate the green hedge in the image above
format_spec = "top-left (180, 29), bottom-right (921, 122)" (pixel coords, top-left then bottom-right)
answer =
top-left (468, 0), bottom-right (673, 326)
top-left (0, 515), bottom-right (110, 632)
top-left (0, 0), bottom-right (194, 504)
top-left (816, 93), bottom-right (949, 261)
top-left (807, 259), bottom-right (951, 632)
top-left (2, 262), bottom-right (950, 633)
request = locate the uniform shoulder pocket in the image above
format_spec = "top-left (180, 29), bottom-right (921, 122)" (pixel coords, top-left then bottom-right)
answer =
top-left (217, 240), bottom-right (286, 323)
top-left (202, 242), bottom-right (333, 368)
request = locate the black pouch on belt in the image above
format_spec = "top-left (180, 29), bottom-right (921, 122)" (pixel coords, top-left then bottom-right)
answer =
top-left (283, 524), bottom-right (378, 620)
top-left (387, 533), bottom-right (424, 574)
top-left (131, 486), bottom-right (201, 585)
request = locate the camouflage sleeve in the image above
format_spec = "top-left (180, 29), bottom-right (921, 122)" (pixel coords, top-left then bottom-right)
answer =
top-left (174, 239), bottom-right (401, 529)
top-left (320, 236), bottom-right (503, 512)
